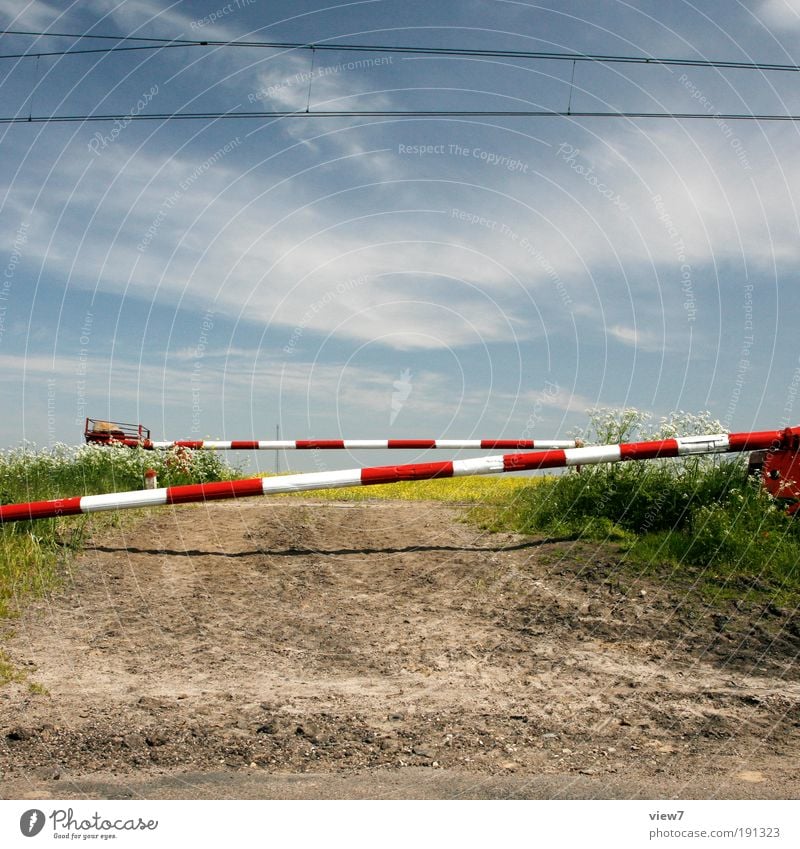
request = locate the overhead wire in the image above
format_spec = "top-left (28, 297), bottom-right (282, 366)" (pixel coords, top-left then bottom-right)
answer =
top-left (2, 110), bottom-right (800, 124)
top-left (3, 29), bottom-right (799, 124)
top-left (1, 29), bottom-right (799, 72)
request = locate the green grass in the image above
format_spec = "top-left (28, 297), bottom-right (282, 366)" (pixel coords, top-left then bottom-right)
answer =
top-left (0, 443), bottom-right (239, 630)
top-left (3, 409), bottom-right (798, 686)
top-left (281, 474), bottom-right (540, 503)
top-left (0, 647), bottom-right (26, 684)
top-left (1, 444), bottom-right (528, 633)
top-left (483, 435), bottom-right (800, 608)
top-left (0, 446), bottom-right (526, 683)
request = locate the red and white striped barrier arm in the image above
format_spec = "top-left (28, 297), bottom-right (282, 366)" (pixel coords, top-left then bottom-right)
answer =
top-left (128, 438), bottom-right (580, 450)
top-left (0, 428), bottom-right (789, 524)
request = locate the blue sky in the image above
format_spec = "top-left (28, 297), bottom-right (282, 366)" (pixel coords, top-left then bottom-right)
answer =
top-left (2, 0), bottom-right (800, 472)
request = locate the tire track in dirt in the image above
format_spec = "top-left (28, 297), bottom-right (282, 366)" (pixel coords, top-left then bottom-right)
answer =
top-left (1, 499), bottom-right (798, 799)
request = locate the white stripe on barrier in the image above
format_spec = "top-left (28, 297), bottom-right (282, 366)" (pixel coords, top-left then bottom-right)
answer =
top-left (564, 445), bottom-right (622, 466)
top-left (4, 427), bottom-right (794, 525)
top-left (146, 439), bottom-right (579, 451)
top-left (452, 456), bottom-right (506, 476)
top-left (261, 469), bottom-right (364, 493)
top-left (80, 489), bottom-right (169, 512)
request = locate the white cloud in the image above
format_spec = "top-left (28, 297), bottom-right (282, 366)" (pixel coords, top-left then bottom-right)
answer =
top-left (5, 140), bottom-right (551, 350)
top-left (84, 0), bottom-right (208, 37)
top-left (519, 385), bottom-right (597, 415)
top-left (608, 324), bottom-right (640, 347)
top-left (760, 0), bottom-right (800, 29)
top-left (0, 349), bottom-right (467, 421)
top-left (608, 324), bottom-right (666, 353)
top-left (0, 0), bottom-right (62, 29)
top-left (6, 89), bottom-right (800, 356)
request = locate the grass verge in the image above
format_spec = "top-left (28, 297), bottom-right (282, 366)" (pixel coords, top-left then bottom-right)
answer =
top-left (0, 443), bottom-right (239, 683)
top-left (281, 474), bottom-right (539, 503)
top-left (480, 458), bottom-right (800, 609)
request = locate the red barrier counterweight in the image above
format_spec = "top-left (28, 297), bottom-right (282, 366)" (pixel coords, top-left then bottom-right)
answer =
top-left (2, 428), bottom-right (795, 524)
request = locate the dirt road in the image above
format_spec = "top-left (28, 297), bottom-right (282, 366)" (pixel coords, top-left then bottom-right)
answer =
top-left (1, 499), bottom-right (798, 799)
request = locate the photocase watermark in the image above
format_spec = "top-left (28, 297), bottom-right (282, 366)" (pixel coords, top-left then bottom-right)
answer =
top-left (519, 380), bottom-right (561, 443)
top-left (390, 368), bottom-right (413, 424)
top-left (249, 55), bottom-right (393, 103)
top-left (1, 219), bottom-right (28, 344)
top-left (652, 194), bottom-right (696, 323)
top-left (191, 0), bottom-right (256, 29)
top-left (282, 275), bottom-right (370, 355)
top-left (46, 377), bottom-right (57, 446)
top-left (87, 84), bottom-right (159, 155)
top-left (723, 283), bottom-right (754, 429)
top-left (781, 359), bottom-right (800, 428)
top-left (19, 808), bottom-right (45, 837)
top-left (398, 142), bottom-right (530, 173)
top-left (75, 310), bottom-right (93, 426)
top-left (309, 445), bottom-right (329, 474)
top-left (555, 143), bottom-right (629, 211)
top-left (19, 806), bottom-right (158, 836)
top-left (191, 310), bottom-right (214, 434)
top-left (137, 136), bottom-right (242, 252)
top-left (678, 73), bottom-right (752, 171)
top-left (450, 207), bottom-right (573, 310)
top-left (639, 490), bottom-right (668, 533)
top-left (780, 319), bottom-right (800, 428)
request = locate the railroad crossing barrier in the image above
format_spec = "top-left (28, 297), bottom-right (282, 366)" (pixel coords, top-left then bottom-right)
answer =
top-left (0, 427), bottom-right (789, 524)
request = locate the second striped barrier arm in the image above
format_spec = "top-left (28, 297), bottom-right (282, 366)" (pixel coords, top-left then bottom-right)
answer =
top-left (0, 428), bottom-right (789, 524)
top-left (112, 438), bottom-right (581, 450)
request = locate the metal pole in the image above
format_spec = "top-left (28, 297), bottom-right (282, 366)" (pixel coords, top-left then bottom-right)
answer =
top-left (0, 428), bottom-right (788, 524)
top-left (113, 438), bottom-right (583, 450)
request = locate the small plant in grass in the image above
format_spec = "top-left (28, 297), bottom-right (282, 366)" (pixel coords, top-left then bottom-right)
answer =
top-left (0, 443), bottom-right (241, 629)
top-left (686, 483), bottom-right (800, 588)
top-left (282, 475), bottom-right (536, 503)
top-left (497, 409), bottom-right (800, 604)
top-left (0, 648), bottom-right (26, 685)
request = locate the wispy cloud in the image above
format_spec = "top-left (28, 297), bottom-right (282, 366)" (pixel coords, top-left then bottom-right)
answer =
top-left (8, 114), bottom-right (799, 357)
top-left (608, 324), bottom-right (668, 353)
top-left (0, 0), bottom-right (64, 29)
top-left (759, 0), bottom-right (800, 30)
top-left (2, 1), bottom-right (798, 450)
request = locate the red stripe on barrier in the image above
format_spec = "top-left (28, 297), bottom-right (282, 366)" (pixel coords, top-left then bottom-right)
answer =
top-left (165, 478), bottom-right (265, 505)
top-left (361, 460), bottom-right (454, 485)
top-left (482, 440), bottom-right (535, 449)
top-left (94, 437), bottom-right (576, 451)
top-left (728, 431), bottom-right (784, 452)
top-left (502, 449), bottom-right (566, 472)
top-left (619, 439), bottom-right (679, 461)
top-left (0, 496), bottom-right (83, 522)
top-left (5, 425), bottom-right (800, 525)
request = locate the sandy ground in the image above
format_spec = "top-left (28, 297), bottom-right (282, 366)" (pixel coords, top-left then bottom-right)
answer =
top-left (0, 499), bottom-right (798, 799)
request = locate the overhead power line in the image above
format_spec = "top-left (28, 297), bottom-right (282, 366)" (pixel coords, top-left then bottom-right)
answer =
top-left (0, 28), bottom-right (195, 42)
top-left (0, 42), bottom-right (199, 59)
top-left (3, 110), bottom-right (800, 124)
top-left (1, 29), bottom-right (799, 73)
